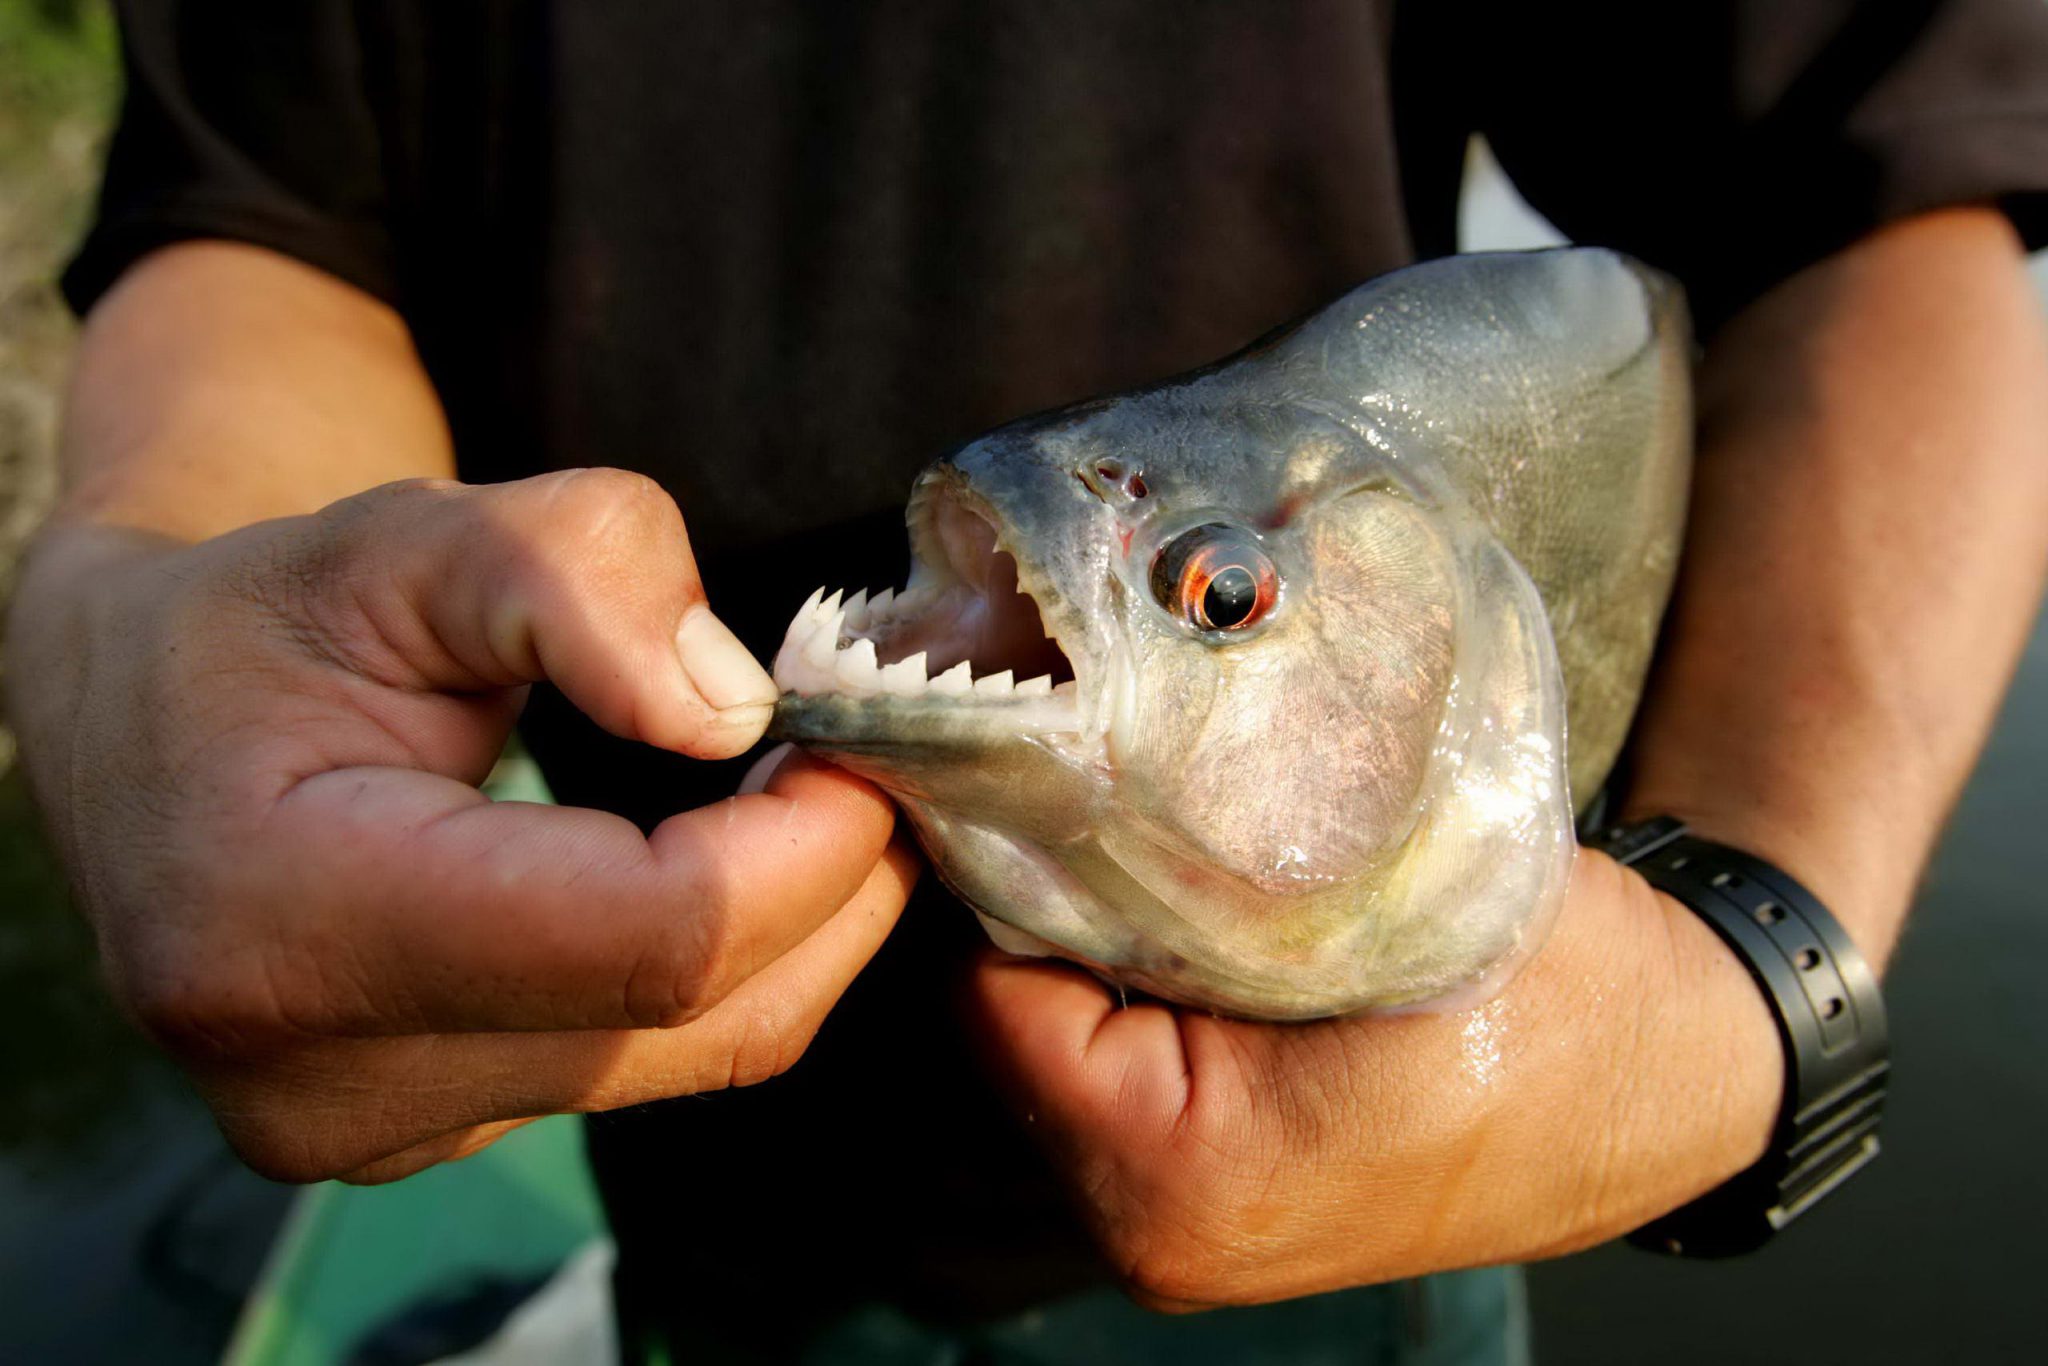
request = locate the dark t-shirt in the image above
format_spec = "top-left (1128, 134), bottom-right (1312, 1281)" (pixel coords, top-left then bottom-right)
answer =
top-left (66, 0), bottom-right (2048, 1356)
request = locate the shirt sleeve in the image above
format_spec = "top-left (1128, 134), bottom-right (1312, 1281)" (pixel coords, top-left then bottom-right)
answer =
top-left (1470, 0), bottom-right (2048, 330)
top-left (62, 0), bottom-right (397, 315)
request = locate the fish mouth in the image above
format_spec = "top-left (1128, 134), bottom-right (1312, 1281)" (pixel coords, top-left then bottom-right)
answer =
top-left (770, 477), bottom-right (1105, 749)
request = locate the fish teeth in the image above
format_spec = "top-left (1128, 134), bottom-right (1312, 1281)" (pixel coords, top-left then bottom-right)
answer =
top-left (802, 607), bottom-right (845, 673)
top-left (775, 581), bottom-right (1086, 711)
top-left (778, 588), bottom-right (826, 667)
top-left (929, 661), bottom-right (973, 696)
top-left (835, 637), bottom-right (881, 694)
top-left (879, 651), bottom-right (928, 696)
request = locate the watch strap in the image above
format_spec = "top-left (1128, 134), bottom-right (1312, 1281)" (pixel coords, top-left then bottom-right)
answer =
top-left (1591, 816), bottom-right (1890, 1256)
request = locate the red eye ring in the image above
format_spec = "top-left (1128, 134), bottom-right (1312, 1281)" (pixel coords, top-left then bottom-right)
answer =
top-left (1149, 524), bottom-right (1279, 632)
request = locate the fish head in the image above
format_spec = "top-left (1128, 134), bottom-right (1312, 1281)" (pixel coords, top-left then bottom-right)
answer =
top-left (770, 248), bottom-right (1689, 1018)
top-left (939, 392), bottom-right (1470, 894)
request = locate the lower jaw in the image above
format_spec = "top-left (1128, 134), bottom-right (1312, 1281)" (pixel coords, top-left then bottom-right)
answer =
top-left (770, 690), bottom-right (1090, 746)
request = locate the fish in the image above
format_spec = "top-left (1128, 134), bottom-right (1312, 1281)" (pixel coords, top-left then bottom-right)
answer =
top-left (769, 248), bottom-right (1692, 1020)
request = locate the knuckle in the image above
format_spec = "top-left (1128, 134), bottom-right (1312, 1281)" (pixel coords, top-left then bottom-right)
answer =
top-left (1092, 1164), bottom-right (1256, 1308)
top-left (545, 470), bottom-right (691, 592)
top-left (311, 476), bottom-right (462, 550)
top-left (678, 928), bottom-right (753, 1023)
top-left (203, 530), bottom-right (333, 643)
top-left (119, 951), bottom-right (250, 1057)
top-left (201, 1053), bottom-right (425, 1186)
top-left (622, 913), bottom-right (748, 1028)
top-left (542, 468), bottom-right (681, 548)
top-left (471, 470), bottom-right (692, 618)
top-left (124, 976), bottom-right (272, 1061)
top-left (723, 1004), bottom-right (815, 1089)
top-left (1114, 1233), bottom-right (1233, 1308)
top-left (215, 1112), bottom-right (350, 1185)
top-left (113, 925), bottom-right (305, 1060)
top-left (219, 1123), bottom-right (324, 1184)
top-left (207, 502), bottom-right (417, 675)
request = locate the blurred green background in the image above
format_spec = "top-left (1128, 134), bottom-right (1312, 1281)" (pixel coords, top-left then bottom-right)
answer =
top-left (3, 3), bottom-right (2046, 1364)
top-left (2, 8), bottom-right (294, 1365)
top-left (0, 0), bottom-right (139, 1162)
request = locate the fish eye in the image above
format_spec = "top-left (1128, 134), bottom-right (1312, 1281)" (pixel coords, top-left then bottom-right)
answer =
top-left (1149, 523), bottom-right (1278, 634)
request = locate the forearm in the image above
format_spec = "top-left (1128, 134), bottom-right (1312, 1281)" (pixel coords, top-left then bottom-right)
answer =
top-left (1459, 206), bottom-right (2048, 1260)
top-left (1539, 208), bottom-right (2048, 1240)
top-left (8, 241), bottom-right (460, 829)
top-left (52, 240), bottom-right (453, 542)
top-left (1623, 206), bottom-right (2048, 969)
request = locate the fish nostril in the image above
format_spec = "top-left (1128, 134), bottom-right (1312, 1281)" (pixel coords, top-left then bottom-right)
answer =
top-left (1078, 459), bottom-right (1147, 503)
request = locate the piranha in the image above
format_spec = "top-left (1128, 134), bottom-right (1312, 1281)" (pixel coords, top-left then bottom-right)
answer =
top-left (769, 248), bottom-right (1691, 1020)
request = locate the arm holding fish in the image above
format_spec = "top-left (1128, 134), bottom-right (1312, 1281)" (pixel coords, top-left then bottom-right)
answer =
top-left (4, 241), bottom-right (916, 1183)
top-left (967, 206), bottom-right (2048, 1306)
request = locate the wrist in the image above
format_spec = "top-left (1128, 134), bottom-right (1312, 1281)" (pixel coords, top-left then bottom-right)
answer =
top-left (1591, 820), bottom-right (1892, 1255)
top-left (1494, 850), bottom-right (1784, 1253)
top-left (1614, 782), bottom-right (1914, 976)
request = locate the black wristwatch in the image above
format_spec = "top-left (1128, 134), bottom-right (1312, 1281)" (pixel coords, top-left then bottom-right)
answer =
top-left (1587, 816), bottom-right (1890, 1257)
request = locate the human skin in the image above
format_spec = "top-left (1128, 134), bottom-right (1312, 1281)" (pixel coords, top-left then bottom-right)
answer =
top-left (964, 206), bottom-right (2048, 1306)
top-left (4, 241), bottom-right (917, 1183)
top-left (9, 204), bottom-right (2047, 1278)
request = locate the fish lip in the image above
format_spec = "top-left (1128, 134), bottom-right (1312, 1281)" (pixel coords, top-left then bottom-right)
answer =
top-left (769, 474), bottom-right (1110, 751)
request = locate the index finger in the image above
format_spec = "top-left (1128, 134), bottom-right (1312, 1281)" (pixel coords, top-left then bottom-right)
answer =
top-left (226, 750), bottom-right (898, 1035)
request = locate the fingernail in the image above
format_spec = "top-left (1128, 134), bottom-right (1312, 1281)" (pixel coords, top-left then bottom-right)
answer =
top-left (677, 606), bottom-right (779, 711)
top-left (737, 742), bottom-right (796, 795)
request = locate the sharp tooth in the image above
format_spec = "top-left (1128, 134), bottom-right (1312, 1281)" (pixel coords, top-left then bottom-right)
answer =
top-left (973, 669), bottom-right (1014, 697)
top-left (819, 589), bottom-right (845, 620)
top-left (879, 651), bottom-right (927, 696)
top-left (1014, 674), bottom-right (1051, 697)
top-left (802, 608), bottom-right (845, 672)
top-left (782, 589), bottom-right (826, 656)
top-left (835, 637), bottom-right (880, 693)
top-left (801, 656), bottom-right (839, 695)
top-left (843, 588), bottom-right (870, 631)
top-left (869, 587), bottom-right (896, 620)
top-left (1052, 680), bottom-right (1078, 698)
top-left (929, 661), bottom-right (973, 696)
top-left (780, 647), bottom-right (814, 693)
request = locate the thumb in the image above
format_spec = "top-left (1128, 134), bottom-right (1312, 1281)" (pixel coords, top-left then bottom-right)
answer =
top-left (298, 469), bottom-right (777, 758)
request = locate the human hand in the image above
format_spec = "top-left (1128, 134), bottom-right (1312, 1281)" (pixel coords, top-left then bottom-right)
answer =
top-left (5, 469), bottom-right (914, 1183)
top-left (965, 850), bottom-right (1782, 1309)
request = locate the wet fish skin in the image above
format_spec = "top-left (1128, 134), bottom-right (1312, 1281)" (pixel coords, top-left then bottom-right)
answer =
top-left (771, 248), bottom-right (1691, 1019)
